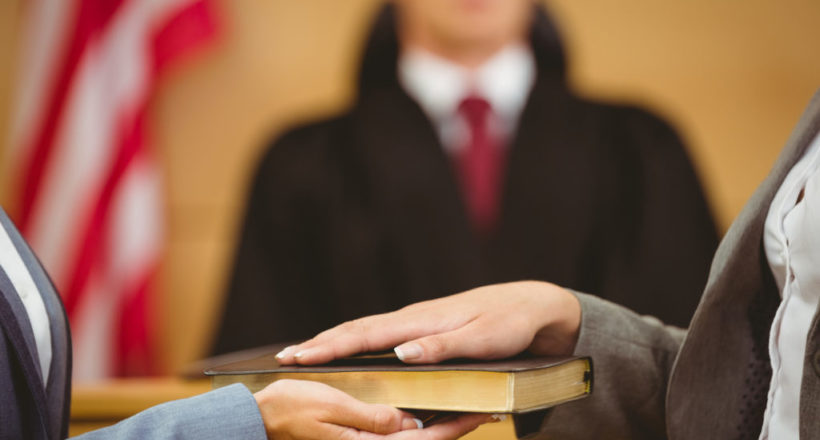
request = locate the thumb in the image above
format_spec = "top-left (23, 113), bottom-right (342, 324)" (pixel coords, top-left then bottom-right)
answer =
top-left (394, 319), bottom-right (525, 364)
top-left (393, 327), bottom-right (475, 364)
top-left (330, 393), bottom-right (422, 434)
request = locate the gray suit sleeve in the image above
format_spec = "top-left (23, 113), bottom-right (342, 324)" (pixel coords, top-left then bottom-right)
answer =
top-left (521, 292), bottom-right (685, 440)
top-left (70, 383), bottom-right (267, 440)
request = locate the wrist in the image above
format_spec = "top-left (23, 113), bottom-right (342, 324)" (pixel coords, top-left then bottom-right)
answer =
top-left (525, 282), bottom-right (581, 355)
top-left (254, 382), bottom-right (286, 438)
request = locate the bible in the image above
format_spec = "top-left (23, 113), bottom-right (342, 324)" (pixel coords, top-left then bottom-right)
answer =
top-left (205, 347), bottom-right (592, 413)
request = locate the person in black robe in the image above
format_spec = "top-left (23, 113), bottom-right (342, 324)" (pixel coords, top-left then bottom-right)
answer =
top-left (212, 2), bottom-right (719, 355)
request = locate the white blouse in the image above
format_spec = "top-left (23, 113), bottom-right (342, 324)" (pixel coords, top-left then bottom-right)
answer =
top-left (760, 132), bottom-right (820, 438)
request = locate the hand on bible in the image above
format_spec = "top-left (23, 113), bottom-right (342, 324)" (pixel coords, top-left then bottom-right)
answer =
top-left (253, 379), bottom-right (491, 440)
top-left (276, 281), bottom-right (581, 366)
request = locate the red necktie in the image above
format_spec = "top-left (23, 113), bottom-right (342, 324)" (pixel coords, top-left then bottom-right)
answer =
top-left (455, 95), bottom-right (505, 236)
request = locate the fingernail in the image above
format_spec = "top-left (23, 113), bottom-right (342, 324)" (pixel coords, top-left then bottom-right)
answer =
top-left (489, 414), bottom-right (507, 422)
top-left (401, 418), bottom-right (424, 430)
top-left (275, 346), bottom-right (296, 360)
top-left (394, 344), bottom-right (423, 361)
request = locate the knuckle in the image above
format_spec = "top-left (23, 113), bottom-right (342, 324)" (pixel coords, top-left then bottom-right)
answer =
top-left (338, 319), bottom-right (369, 340)
top-left (425, 337), bottom-right (448, 358)
top-left (349, 318), bottom-right (368, 332)
top-left (268, 378), bottom-right (296, 393)
top-left (372, 407), bottom-right (398, 432)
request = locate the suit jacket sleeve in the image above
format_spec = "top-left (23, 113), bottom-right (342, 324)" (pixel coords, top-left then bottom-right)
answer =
top-left (521, 292), bottom-right (685, 439)
top-left (70, 384), bottom-right (266, 440)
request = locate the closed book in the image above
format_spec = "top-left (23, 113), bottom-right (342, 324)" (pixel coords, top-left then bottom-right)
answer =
top-left (205, 346), bottom-right (592, 413)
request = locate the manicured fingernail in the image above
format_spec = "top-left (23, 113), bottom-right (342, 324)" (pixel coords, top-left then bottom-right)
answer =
top-left (275, 346), bottom-right (296, 360)
top-left (401, 417), bottom-right (424, 430)
top-left (490, 414), bottom-right (507, 422)
top-left (394, 344), bottom-right (422, 361)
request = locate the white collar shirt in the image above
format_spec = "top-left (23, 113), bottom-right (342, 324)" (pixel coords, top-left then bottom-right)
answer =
top-left (761, 132), bottom-right (820, 438)
top-left (397, 43), bottom-right (536, 154)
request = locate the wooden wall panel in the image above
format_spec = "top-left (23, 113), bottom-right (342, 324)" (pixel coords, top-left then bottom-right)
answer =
top-left (0, 0), bottom-right (22, 202)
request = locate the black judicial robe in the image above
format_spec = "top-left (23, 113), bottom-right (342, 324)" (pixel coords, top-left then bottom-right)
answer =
top-left (212, 5), bottom-right (719, 354)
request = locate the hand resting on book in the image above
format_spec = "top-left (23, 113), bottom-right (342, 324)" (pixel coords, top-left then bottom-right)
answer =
top-left (275, 281), bottom-right (581, 366)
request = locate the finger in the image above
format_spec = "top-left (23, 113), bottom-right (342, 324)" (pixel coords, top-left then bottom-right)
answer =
top-left (332, 403), bottom-right (419, 435)
top-left (294, 331), bottom-right (382, 365)
top-left (286, 311), bottom-right (459, 365)
top-left (323, 416), bottom-right (423, 440)
top-left (382, 413), bottom-right (493, 440)
top-left (321, 385), bottom-right (422, 435)
top-left (276, 314), bottom-right (396, 364)
top-left (393, 318), bottom-right (525, 364)
top-left (275, 291), bottom-right (486, 365)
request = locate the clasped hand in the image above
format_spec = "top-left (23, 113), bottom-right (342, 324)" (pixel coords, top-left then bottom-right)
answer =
top-left (253, 379), bottom-right (491, 440)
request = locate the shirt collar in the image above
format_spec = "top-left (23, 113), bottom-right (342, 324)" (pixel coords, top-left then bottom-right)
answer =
top-left (398, 43), bottom-right (536, 125)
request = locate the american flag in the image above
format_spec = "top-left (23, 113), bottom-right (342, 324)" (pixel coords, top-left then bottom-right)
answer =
top-left (7, 0), bottom-right (217, 379)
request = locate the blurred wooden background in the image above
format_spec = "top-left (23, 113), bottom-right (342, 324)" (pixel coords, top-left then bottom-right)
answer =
top-left (1, 0), bottom-right (819, 379)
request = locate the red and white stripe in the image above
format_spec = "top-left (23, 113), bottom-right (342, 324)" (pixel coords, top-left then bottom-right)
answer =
top-left (8, 0), bottom-right (216, 379)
